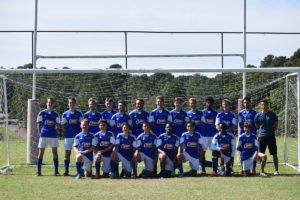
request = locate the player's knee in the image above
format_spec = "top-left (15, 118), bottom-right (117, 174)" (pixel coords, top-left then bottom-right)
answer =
top-left (212, 150), bottom-right (221, 157)
top-left (159, 152), bottom-right (166, 160)
top-left (76, 155), bottom-right (83, 162)
top-left (177, 154), bottom-right (184, 161)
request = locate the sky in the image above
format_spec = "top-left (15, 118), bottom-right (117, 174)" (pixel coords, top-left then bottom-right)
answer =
top-left (0, 0), bottom-right (300, 70)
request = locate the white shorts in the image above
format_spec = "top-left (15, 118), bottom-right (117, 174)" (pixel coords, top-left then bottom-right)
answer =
top-left (117, 153), bottom-right (132, 173)
top-left (221, 153), bottom-right (232, 166)
top-left (101, 156), bottom-right (111, 173)
top-left (140, 152), bottom-right (154, 172)
top-left (64, 138), bottom-right (74, 151)
top-left (81, 154), bottom-right (93, 173)
top-left (38, 137), bottom-right (59, 148)
top-left (182, 152), bottom-right (199, 170)
top-left (202, 137), bottom-right (213, 151)
top-left (165, 156), bottom-right (174, 171)
top-left (242, 157), bottom-right (254, 171)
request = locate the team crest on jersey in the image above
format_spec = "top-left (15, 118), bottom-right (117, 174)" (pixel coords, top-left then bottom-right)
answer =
top-left (82, 142), bottom-right (91, 148)
top-left (173, 119), bottom-right (183, 124)
top-left (222, 120), bottom-right (230, 126)
top-left (89, 121), bottom-right (99, 126)
top-left (192, 120), bottom-right (201, 125)
top-left (121, 144), bottom-right (131, 150)
top-left (244, 143), bottom-right (253, 149)
top-left (69, 119), bottom-right (78, 124)
top-left (143, 142), bottom-right (153, 148)
top-left (205, 119), bottom-right (214, 124)
top-left (186, 142), bottom-right (197, 148)
top-left (135, 119), bottom-right (145, 125)
top-left (245, 119), bottom-right (252, 123)
top-left (164, 144), bottom-right (174, 150)
top-left (100, 141), bottom-right (110, 147)
top-left (220, 143), bottom-right (230, 150)
top-left (156, 119), bottom-right (166, 124)
top-left (45, 120), bottom-right (54, 126)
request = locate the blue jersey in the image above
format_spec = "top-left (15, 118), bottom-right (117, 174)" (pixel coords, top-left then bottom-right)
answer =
top-left (129, 109), bottom-right (150, 137)
top-left (94, 131), bottom-right (115, 158)
top-left (83, 111), bottom-right (103, 134)
top-left (170, 109), bottom-right (189, 138)
top-left (215, 111), bottom-right (237, 135)
top-left (110, 112), bottom-right (132, 137)
top-left (254, 111), bottom-right (278, 137)
top-left (237, 133), bottom-right (258, 161)
top-left (180, 132), bottom-right (202, 159)
top-left (238, 108), bottom-right (257, 134)
top-left (37, 109), bottom-right (60, 138)
top-left (202, 109), bottom-right (218, 137)
top-left (157, 133), bottom-right (179, 161)
top-left (115, 133), bottom-right (137, 161)
top-left (61, 109), bottom-right (83, 138)
top-left (74, 132), bottom-right (97, 161)
top-left (187, 109), bottom-right (204, 134)
top-left (149, 108), bottom-right (172, 136)
top-left (211, 132), bottom-right (236, 157)
top-left (102, 109), bottom-right (118, 131)
top-left (136, 133), bottom-right (157, 159)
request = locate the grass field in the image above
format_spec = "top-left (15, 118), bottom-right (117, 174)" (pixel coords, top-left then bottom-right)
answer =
top-left (1, 135), bottom-right (300, 200)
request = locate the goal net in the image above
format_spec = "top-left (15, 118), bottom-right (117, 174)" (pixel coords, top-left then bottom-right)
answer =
top-left (0, 69), bottom-right (299, 173)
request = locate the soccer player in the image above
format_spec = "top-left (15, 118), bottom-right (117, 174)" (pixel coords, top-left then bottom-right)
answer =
top-left (254, 99), bottom-right (279, 176)
top-left (237, 122), bottom-right (267, 177)
top-left (94, 119), bottom-right (115, 178)
top-left (135, 122), bottom-right (158, 178)
top-left (73, 119), bottom-right (97, 179)
top-left (157, 122), bottom-right (179, 178)
top-left (61, 96), bottom-right (83, 176)
top-left (36, 96), bottom-right (60, 176)
top-left (111, 123), bottom-right (137, 178)
top-left (177, 121), bottom-right (203, 177)
top-left (102, 97), bottom-right (117, 132)
top-left (170, 97), bottom-right (189, 138)
top-left (83, 97), bottom-right (103, 134)
top-left (149, 96), bottom-right (172, 136)
top-left (210, 122), bottom-right (236, 177)
top-left (129, 99), bottom-right (150, 137)
top-left (201, 96), bottom-right (218, 174)
top-left (110, 100), bottom-right (132, 138)
top-left (187, 97), bottom-right (204, 134)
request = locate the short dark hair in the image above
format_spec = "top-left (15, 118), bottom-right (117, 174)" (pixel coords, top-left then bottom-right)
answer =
top-left (68, 96), bottom-right (76, 103)
top-left (205, 96), bottom-right (214, 103)
top-left (243, 97), bottom-right (251, 102)
top-left (260, 99), bottom-right (269, 105)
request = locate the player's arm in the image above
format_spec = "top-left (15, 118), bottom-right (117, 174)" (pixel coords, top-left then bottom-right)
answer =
top-left (227, 116), bottom-right (237, 133)
top-left (215, 115), bottom-right (221, 131)
top-left (210, 136), bottom-right (221, 151)
top-left (36, 112), bottom-right (42, 135)
top-left (273, 120), bottom-right (279, 131)
top-left (230, 137), bottom-right (236, 158)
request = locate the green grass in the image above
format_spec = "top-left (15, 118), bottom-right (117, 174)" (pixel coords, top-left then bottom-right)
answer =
top-left (0, 135), bottom-right (300, 200)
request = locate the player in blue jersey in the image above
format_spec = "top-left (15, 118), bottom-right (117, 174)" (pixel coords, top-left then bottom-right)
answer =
top-left (149, 96), bottom-right (172, 136)
top-left (73, 119), bottom-right (97, 179)
top-left (215, 99), bottom-right (237, 136)
top-left (36, 96), bottom-right (60, 176)
top-left (210, 122), bottom-right (236, 177)
top-left (61, 96), bottom-right (83, 176)
top-left (129, 99), bottom-right (150, 137)
top-left (170, 97), bottom-right (189, 138)
top-left (83, 97), bottom-right (103, 134)
top-left (111, 123), bottom-right (137, 178)
top-left (135, 122), bottom-right (158, 178)
top-left (157, 122), bottom-right (179, 178)
top-left (110, 100), bottom-right (132, 138)
top-left (254, 99), bottom-right (279, 176)
top-left (201, 96), bottom-right (218, 174)
top-left (177, 121), bottom-right (203, 177)
top-left (102, 97), bottom-right (117, 132)
top-left (237, 122), bottom-right (267, 177)
top-left (94, 119), bottom-right (115, 178)
top-left (187, 97), bottom-right (203, 134)
top-left (238, 97), bottom-right (258, 174)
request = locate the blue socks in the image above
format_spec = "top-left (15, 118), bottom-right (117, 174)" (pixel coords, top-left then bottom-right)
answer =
top-left (212, 157), bottom-right (218, 173)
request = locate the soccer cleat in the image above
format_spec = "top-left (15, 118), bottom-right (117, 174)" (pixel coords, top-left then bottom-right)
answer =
top-left (251, 169), bottom-right (256, 175)
top-left (102, 173), bottom-right (109, 178)
top-left (209, 171), bottom-right (218, 177)
top-left (75, 173), bottom-right (82, 179)
top-left (274, 171), bottom-right (279, 176)
top-left (260, 172), bottom-right (267, 177)
top-left (94, 172), bottom-right (101, 179)
top-left (36, 171), bottom-right (41, 176)
top-left (178, 173), bottom-right (185, 178)
top-left (240, 170), bottom-right (244, 175)
top-left (54, 172), bottom-right (60, 176)
top-left (218, 169), bottom-right (225, 176)
top-left (63, 172), bottom-right (69, 176)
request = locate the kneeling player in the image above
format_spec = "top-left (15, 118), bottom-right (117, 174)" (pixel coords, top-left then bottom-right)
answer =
top-left (73, 119), bottom-right (97, 179)
top-left (237, 122), bottom-right (267, 177)
top-left (135, 122), bottom-right (158, 178)
top-left (94, 120), bottom-right (115, 178)
top-left (177, 121), bottom-right (203, 177)
top-left (210, 122), bottom-right (236, 177)
top-left (111, 123), bottom-right (137, 178)
top-left (157, 122), bottom-right (179, 178)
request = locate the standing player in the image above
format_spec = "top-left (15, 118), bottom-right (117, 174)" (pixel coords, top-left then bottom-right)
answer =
top-left (94, 119), bottom-right (115, 178)
top-left (110, 100), bottom-right (132, 137)
top-left (157, 123), bottom-right (179, 178)
top-left (237, 122), bottom-right (267, 176)
top-left (149, 96), bottom-right (172, 136)
top-left (177, 121), bottom-right (203, 177)
top-left (36, 96), bottom-right (60, 176)
top-left (170, 97), bottom-right (189, 138)
top-left (83, 97), bottom-right (103, 134)
top-left (254, 99), bottom-right (279, 175)
top-left (210, 122), bottom-right (236, 177)
top-left (61, 96), bottom-right (83, 176)
top-left (73, 119), bottom-right (97, 179)
top-left (111, 123), bottom-right (137, 178)
top-left (135, 122), bottom-right (158, 178)
top-left (129, 99), bottom-right (150, 137)
top-left (201, 96), bottom-right (218, 174)
top-left (215, 99), bottom-right (237, 136)
top-left (187, 97), bottom-right (204, 134)
top-left (102, 97), bottom-right (117, 132)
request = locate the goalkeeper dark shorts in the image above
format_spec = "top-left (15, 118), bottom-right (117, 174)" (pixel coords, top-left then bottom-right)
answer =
top-left (258, 135), bottom-right (277, 155)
